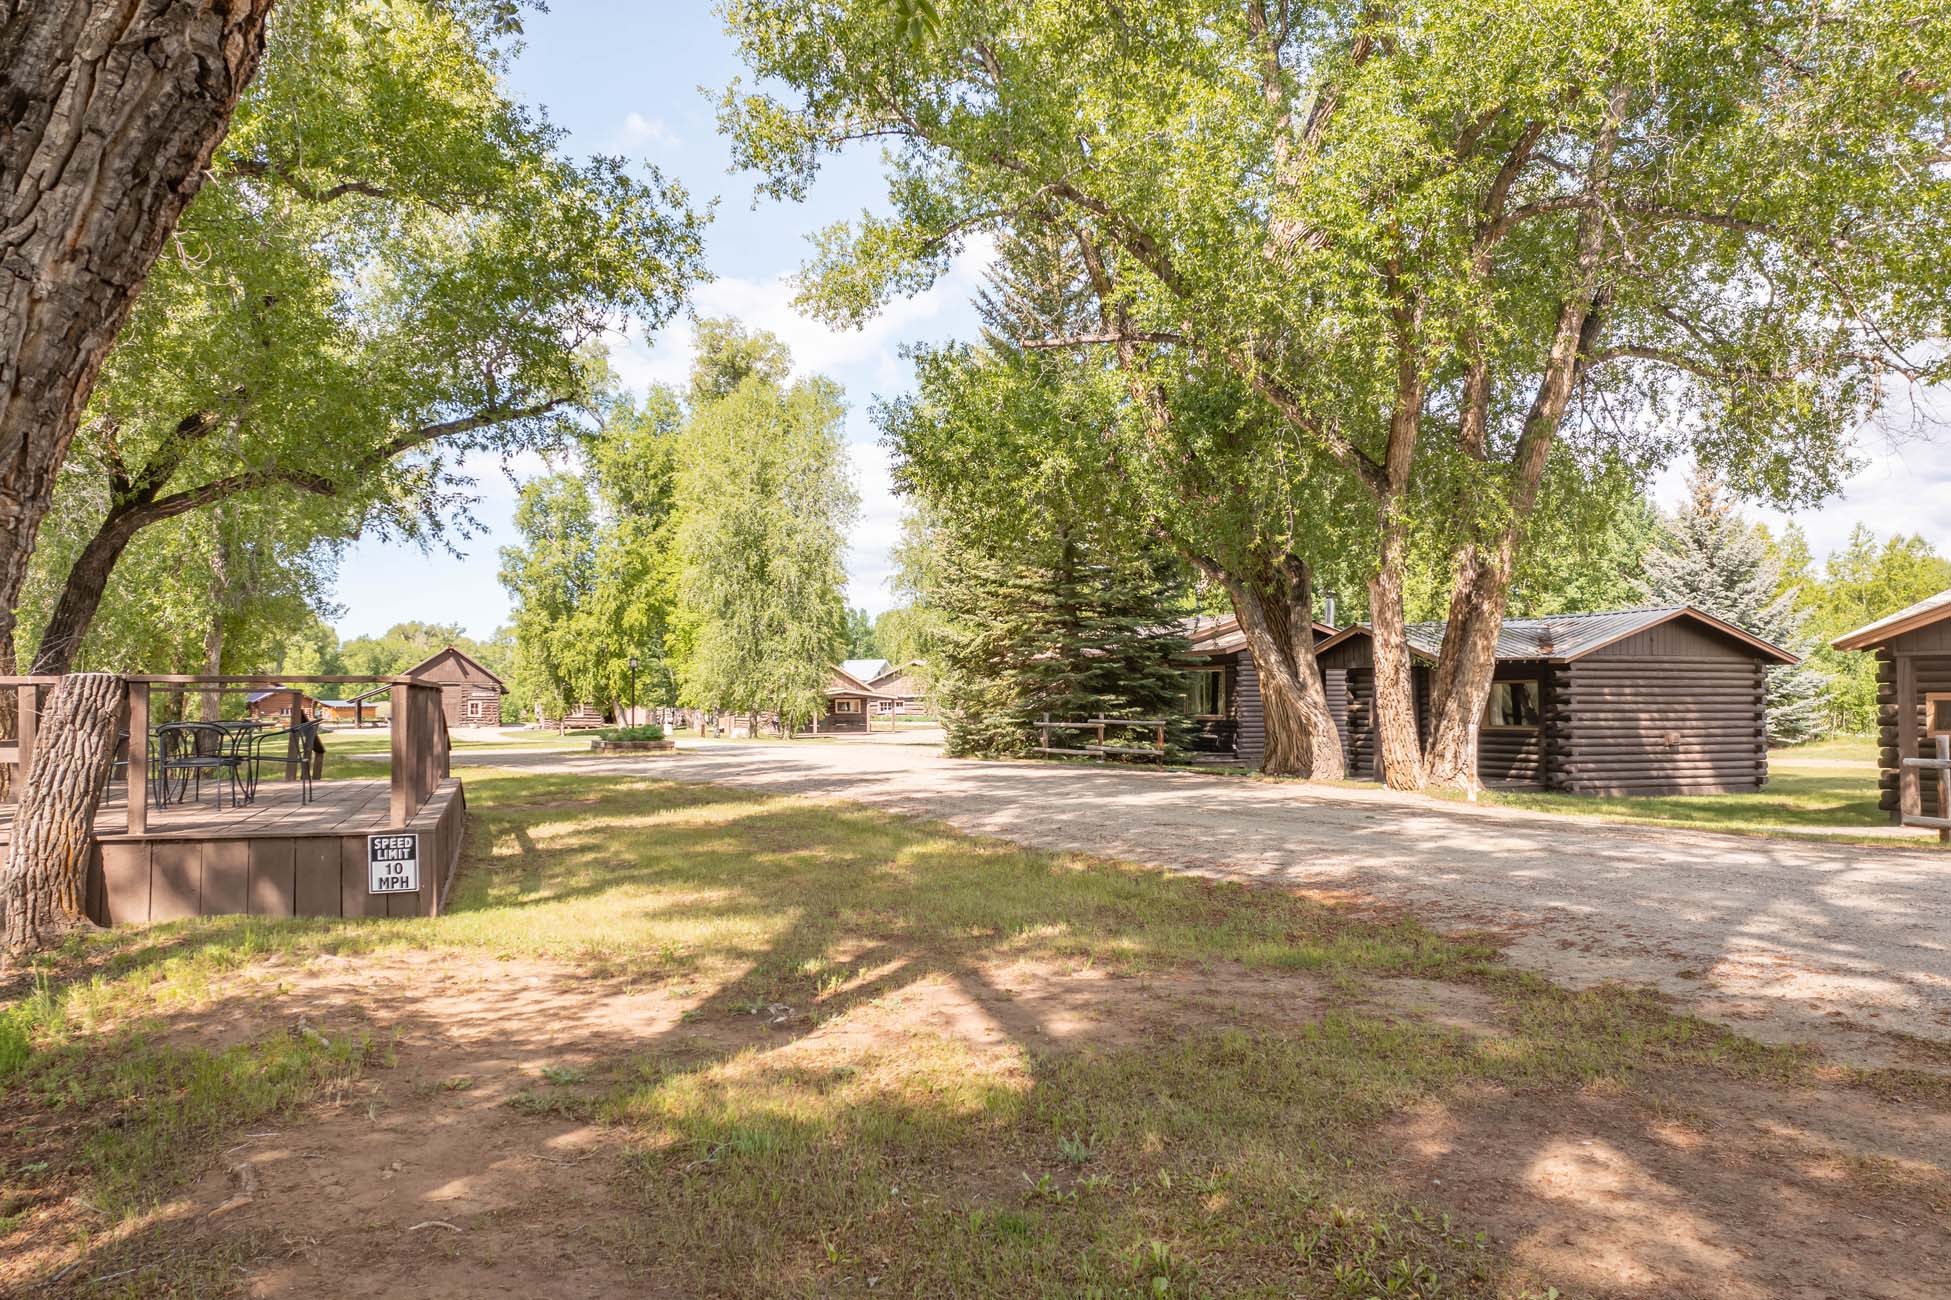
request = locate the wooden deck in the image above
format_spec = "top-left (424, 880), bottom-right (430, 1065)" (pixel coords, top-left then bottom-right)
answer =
top-left (0, 777), bottom-right (468, 926)
top-left (0, 778), bottom-right (398, 846)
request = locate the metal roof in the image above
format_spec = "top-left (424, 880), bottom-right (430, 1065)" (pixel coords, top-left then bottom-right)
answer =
top-left (1831, 587), bottom-right (1951, 651)
top-left (1319, 605), bottom-right (1797, 665)
top-left (839, 657), bottom-right (890, 683)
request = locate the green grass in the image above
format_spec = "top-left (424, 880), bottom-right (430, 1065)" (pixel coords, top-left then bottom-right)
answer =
top-left (4, 766), bottom-right (1927, 1297)
top-left (320, 727), bottom-right (584, 758)
top-left (1468, 735), bottom-right (1895, 839)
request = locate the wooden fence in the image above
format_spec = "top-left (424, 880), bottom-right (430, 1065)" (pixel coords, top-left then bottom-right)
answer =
top-left (1034, 715), bottom-right (1169, 763)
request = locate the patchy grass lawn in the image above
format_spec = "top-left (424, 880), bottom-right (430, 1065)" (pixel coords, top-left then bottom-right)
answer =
top-left (4, 767), bottom-right (1948, 1298)
top-left (1468, 735), bottom-right (1897, 840)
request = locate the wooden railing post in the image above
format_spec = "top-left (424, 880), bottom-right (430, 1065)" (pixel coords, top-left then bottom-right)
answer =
top-left (389, 681), bottom-right (410, 828)
top-left (15, 683), bottom-right (36, 789)
top-left (1897, 654), bottom-right (1921, 821)
top-left (1937, 735), bottom-right (1949, 847)
top-left (126, 679), bottom-right (149, 835)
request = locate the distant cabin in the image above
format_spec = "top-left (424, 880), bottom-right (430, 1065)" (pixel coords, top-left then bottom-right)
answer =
top-left (245, 690), bottom-right (325, 723)
top-left (865, 661), bottom-right (928, 715)
top-left (819, 664), bottom-right (887, 732)
top-left (1173, 614), bottom-right (1343, 769)
top-left (1832, 588), bottom-right (1951, 822)
top-left (1316, 606), bottom-right (1796, 794)
top-left (403, 646), bottom-right (509, 727)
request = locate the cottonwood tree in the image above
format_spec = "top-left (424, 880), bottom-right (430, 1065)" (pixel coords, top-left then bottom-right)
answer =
top-left (26, 0), bottom-right (706, 677)
top-left (499, 391), bottom-right (686, 722)
top-left (889, 228), bottom-right (1359, 775)
top-left (0, 0), bottom-right (277, 679)
top-left (722, 0), bottom-right (1951, 789)
top-left (673, 322), bottom-right (856, 732)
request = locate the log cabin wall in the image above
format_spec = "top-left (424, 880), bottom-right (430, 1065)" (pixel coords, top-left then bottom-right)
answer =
top-left (1477, 660), bottom-right (1555, 789)
top-left (1877, 624), bottom-right (1951, 819)
top-left (1556, 621), bottom-right (1768, 795)
top-left (1231, 653), bottom-right (1265, 769)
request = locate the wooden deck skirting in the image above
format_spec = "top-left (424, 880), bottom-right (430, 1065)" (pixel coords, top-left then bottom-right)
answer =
top-left (70, 779), bottom-right (469, 925)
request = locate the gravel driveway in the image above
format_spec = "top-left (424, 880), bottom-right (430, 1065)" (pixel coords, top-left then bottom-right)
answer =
top-left (457, 736), bottom-right (1951, 1055)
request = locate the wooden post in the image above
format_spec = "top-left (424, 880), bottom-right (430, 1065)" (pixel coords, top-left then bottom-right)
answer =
top-left (1095, 719), bottom-right (1105, 761)
top-left (282, 688), bottom-right (302, 781)
top-left (389, 682), bottom-right (410, 828)
top-left (1897, 653), bottom-right (1921, 821)
top-left (1930, 732), bottom-right (1949, 842)
top-left (15, 683), bottom-right (36, 789)
top-left (127, 680), bottom-right (149, 835)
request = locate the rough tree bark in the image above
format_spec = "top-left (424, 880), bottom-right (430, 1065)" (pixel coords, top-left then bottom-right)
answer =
top-left (1368, 513), bottom-right (1426, 790)
top-left (0, 0), bottom-right (276, 672)
top-left (1211, 553), bottom-right (1345, 780)
top-left (1, 673), bottom-right (122, 952)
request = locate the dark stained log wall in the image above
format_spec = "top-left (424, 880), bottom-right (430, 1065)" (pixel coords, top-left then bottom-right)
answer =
top-left (1554, 658), bottom-right (1767, 794)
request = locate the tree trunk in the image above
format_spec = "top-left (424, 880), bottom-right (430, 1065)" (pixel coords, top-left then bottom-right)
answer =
top-left (2, 672), bottom-right (122, 952)
top-left (1420, 545), bottom-right (1512, 792)
top-left (28, 506), bottom-right (148, 676)
top-left (1368, 517), bottom-right (1425, 790)
top-left (1220, 555), bottom-right (1345, 780)
top-left (198, 533), bottom-right (230, 722)
top-left (0, 1), bottom-right (276, 677)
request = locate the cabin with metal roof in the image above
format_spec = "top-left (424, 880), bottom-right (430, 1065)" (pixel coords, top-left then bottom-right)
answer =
top-left (1174, 614), bottom-right (1343, 769)
top-left (1315, 606), bottom-right (1798, 794)
top-left (1832, 588), bottom-right (1951, 823)
top-left (818, 664), bottom-right (892, 733)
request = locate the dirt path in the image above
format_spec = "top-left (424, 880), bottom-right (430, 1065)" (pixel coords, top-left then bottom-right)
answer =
top-left (451, 740), bottom-right (1951, 1053)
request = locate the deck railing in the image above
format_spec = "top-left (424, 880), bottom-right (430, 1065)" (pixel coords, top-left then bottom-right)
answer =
top-left (0, 673), bottom-right (450, 833)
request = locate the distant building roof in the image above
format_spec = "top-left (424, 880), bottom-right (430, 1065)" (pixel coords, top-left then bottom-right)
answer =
top-left (1317, 605), bottom-right (1797, 665)
top-left (1831, 588), bottom-right (1951, 651)
top-left (827, 664), bottom-right (893, 698)
top-left (403, 644), bottom-right (508, 691)
top-left (840, 658), bottom-right (890, 683)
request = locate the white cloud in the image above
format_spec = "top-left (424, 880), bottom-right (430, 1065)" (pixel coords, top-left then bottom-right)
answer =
top-left (615, 111), bottom-right (679, 151)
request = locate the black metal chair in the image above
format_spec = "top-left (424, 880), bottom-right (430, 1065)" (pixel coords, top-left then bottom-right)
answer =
top-left (240, 718), bottom-right (321, 806)
top-left (152, 722), bottom-right (246, 810)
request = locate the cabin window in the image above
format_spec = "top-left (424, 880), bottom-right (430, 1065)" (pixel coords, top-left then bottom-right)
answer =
top-left (1181, 668), bottom-right (1226, 718)
top-left (835, 699), bottom-right (858, 713)
top-left (1928, 694), bottom-right (1951, 737)
top-left (1484, 680), bottom-right (1541, 729)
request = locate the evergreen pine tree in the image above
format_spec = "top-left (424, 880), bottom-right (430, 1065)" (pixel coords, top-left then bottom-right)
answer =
top-left (1639, 472), bottom-right (1829, 745)
top-left (920, 228), bottom-right (1192, 757)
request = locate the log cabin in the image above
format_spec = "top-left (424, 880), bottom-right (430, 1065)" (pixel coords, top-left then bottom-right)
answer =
top-left (402, 645), bottom-right (509, 727)
top-left (865, 661), bottom-right (928, 715)
top-left (1314, 605), bottom-right (1797, 794)
top-left (1174, 614), bottom-right (1344, 769)
top-left (1831, 588), bottom-right (1951, 822)
top-left (818, 664), bottom-right (888, 733)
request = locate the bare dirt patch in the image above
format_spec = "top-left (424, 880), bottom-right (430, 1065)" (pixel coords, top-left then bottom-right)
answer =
top-left (8, 950), bottom-right (1330, 1297)
top-left (17, 947), bottom-right (1951, 1298)
top-left (1384, 1080), bottom-right (1951, 1300)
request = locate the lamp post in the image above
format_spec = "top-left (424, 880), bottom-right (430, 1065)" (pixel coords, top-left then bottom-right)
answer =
top-left (628, 656), bottom-right (639, 725)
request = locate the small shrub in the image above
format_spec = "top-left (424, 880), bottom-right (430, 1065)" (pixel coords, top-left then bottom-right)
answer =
top-left (594, 724), bottom-right (665, 742)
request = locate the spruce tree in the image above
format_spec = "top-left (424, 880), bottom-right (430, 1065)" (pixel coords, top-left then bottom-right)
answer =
top-left (912, 228), bottom-right (1192, 757)
top-left (1639, 472), bottom-right (1829, 745)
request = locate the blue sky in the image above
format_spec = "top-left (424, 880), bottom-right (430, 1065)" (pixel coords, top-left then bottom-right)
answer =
top-left (327, 2), bottom-right (1950, 640)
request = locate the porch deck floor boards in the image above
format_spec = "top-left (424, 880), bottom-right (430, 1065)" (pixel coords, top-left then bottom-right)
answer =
top-left (0, 778), bottom-right (398, 845)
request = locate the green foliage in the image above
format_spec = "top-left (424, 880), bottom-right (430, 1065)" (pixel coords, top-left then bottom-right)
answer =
top-left (29, 0), bottom-right (704, 673)
top-left (593, 724), bottom-right (666, 742)
top-left (500, 391), bottom-right (683, 721)
top-left (843, 607), bottom-right (880, 658)
top-left (672, 321), bottom-right (858, 728)
top-left (1782, 525), bottom-right (1951, 732)
top-left (1639, 474), bottom-right (1829, 745)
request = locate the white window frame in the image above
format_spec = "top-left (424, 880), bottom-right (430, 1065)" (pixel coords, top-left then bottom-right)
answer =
top-left (835, 698), bottom-right (858, 713)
